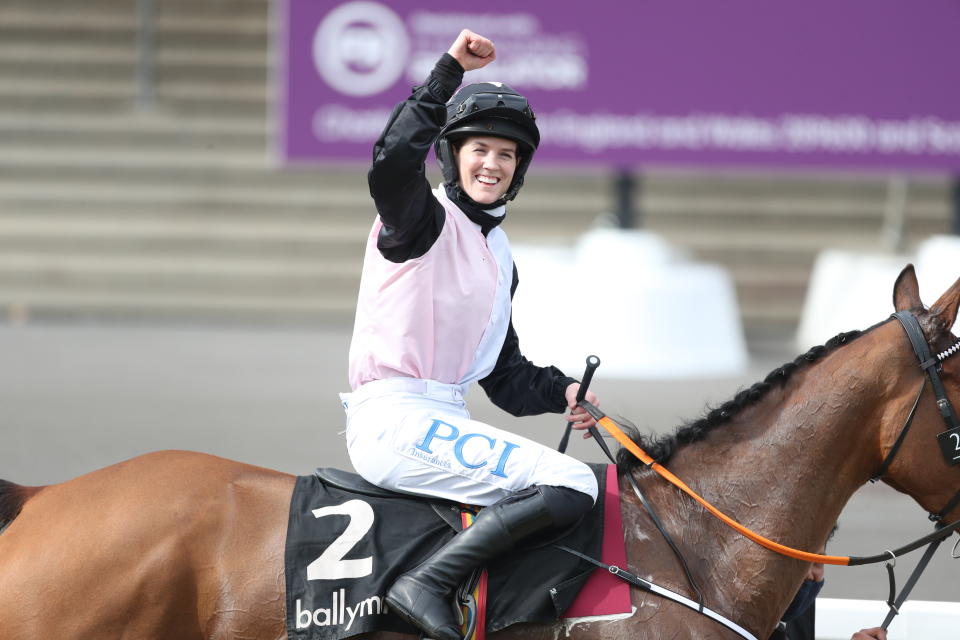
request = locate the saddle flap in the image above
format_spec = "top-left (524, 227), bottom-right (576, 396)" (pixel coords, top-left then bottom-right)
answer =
top-left (314, 468), bottom-right (464, 532)
top-left (314, 467), bottom-right (411, 500)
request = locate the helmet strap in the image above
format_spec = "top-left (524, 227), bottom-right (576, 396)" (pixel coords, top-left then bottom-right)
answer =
top-left (443, 183), bottom-right (508, 236)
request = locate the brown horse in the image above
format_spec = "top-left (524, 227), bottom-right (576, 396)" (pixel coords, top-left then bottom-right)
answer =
top-left (1, 264), bottom-right (959, 640)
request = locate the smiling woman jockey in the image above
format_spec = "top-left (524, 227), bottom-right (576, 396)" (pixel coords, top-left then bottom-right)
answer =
top-left (339, 29), bottom-right (600, 640)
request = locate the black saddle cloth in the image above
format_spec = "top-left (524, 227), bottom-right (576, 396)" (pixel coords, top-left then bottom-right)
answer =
top-left (283, 464), bottom-right (607, 639)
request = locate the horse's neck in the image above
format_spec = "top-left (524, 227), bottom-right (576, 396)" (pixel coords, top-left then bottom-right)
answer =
top-left (632, 339), bottom-right (898, 632)
top-left (689, 354), bottom-right (891, 537)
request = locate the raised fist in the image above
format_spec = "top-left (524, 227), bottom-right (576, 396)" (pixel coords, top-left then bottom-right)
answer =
top-left (447, 29), bottom-right (496, 71)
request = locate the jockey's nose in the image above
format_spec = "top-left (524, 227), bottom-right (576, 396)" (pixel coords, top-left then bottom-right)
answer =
top-left (482, 151), bottom-right (500, 170)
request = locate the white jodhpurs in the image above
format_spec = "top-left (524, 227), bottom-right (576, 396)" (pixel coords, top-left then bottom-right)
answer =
top-left (339, 378), bottom-right (598, 506)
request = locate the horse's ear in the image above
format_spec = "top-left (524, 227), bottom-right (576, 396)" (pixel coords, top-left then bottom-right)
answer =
top-left (893, 264), bottom-right (922, 312)
top-left (929, 274), bottom-right (960, 332)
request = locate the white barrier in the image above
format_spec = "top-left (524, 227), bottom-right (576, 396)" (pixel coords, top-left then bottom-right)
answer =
top-left (511, 228), bottom-right (748, 379)
top-left (817, 598), bottom-right (960, 639)
top-left (796, 235), bottom-right (960, 352)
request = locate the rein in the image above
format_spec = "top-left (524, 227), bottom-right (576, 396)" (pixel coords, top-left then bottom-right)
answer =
top-left (583, 404), bottom-right (960, 564)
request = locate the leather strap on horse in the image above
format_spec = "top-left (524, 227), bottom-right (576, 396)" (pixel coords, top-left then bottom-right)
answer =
top-left (875, 311), bottom-right (960, 629)
top-left (889, 311), bottom-right (960, 528)
top-left (880, 522), bottom-right (947, 631)
top-left (552, 544), bottom-right (759, 640)
top-left (892, 311), bottom-right (960, 431)
top-left (624, 470), bottom-right (705, 612)
top-left (577, 401), bottom-right (960, 566)
top-left (870, 377), bottom-right (926, 483)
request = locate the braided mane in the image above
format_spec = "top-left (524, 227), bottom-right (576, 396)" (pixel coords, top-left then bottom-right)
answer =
top-left (615, 328), bottom-right (870, 469)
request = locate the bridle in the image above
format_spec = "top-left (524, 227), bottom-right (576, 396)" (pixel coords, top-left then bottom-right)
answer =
top-left (880, 311), bottom-right (960, 519)
top-left (874, 311), bottom-right (960, 630)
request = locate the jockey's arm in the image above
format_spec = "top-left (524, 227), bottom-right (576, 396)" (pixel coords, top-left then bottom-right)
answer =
top-left (367, 53), bottom-right (463, 262)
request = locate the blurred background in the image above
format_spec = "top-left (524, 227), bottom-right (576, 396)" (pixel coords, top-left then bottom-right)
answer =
top-left (1, 0), bottom-right (958, 614)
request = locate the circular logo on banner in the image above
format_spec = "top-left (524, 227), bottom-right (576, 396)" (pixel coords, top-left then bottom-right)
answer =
top-left (314, 2), bottom-right (410, 97)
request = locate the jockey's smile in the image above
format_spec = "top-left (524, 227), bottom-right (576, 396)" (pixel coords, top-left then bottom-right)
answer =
top-left (456, 136), bottom-right (518, 205)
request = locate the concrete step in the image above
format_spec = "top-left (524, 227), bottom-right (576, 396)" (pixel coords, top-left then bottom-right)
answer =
top-left (155, 58), bottom-right (268, 84)
top-left (158, 0), bottom-right (269, 20)
top-left (0, 77), bottom-right (135, 98)
top-left (653, 227), bottom-right (881, 254)
top-left (0, 41), bottom-right (134, 65)
top-left (648, 215), bottom-right (948, 245)
top-left (0, 112), bottom-right (266, 149)
top-left (0, 287), bottom-right (357, 324)
top-left (158, 47), bottom-right (268, 68)
top-left (0, 52), bottom-right (267, 86)
top-left (0, 109), bottom-right (263, 131)
top-left (0, 11), bottom-right (135, 49)
top-left (0, 4), bottom-right (268, 37)
top-left (643, 194), bottom-right (948, 224)
top-left (0, 163), bottom-right (609, 212)
top-left (0, 214), bottom-right (369, 260)
top-left (0, 0), bottom-right (267, 12)
top-left (0, 252), bottom-right (359, 295)
top-left (2, 0), bottom-right (130, 7)
top-left (0, 6), bottom-right (135, 28)
top-left (0, 178), bottom-right (356, 202)
top-left (0, 77), bottom-right (136, 112)
top-left (642, 171), bottom-right (949, 200)
top-left (149, 90), bottom-right (269, 117)
top-left (156, 14), bottom-right (267, 36)
top-left (0, 146), bottom-right (280, 174)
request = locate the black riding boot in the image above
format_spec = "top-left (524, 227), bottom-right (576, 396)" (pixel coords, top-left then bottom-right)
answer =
top-left (385, 485), bottom-right (593, 640)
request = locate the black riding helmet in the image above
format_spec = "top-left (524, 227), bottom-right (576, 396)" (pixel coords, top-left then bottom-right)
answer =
top-left (435, 82), bottom-right (540, 205)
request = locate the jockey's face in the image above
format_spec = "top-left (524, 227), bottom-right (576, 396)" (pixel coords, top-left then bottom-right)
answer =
top-left (455, 136), bottom-right (518, 205)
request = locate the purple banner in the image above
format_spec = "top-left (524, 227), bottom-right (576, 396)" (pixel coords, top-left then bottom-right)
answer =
top-left (278, 1), bottom-right (960, 171)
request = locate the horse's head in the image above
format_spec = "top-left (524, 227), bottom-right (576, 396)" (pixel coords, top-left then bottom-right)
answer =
top-left (879, 264), bottom-right (960, 525)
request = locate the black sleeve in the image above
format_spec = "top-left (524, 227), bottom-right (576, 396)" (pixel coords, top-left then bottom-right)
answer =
top-left (367, 53), bottom-right (464, 262)
top-left (479, 264), bottom-right (578, 417)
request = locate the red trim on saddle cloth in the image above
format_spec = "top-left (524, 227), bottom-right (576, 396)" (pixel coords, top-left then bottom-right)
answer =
top-left (562, 464), bottom-right (632, 618)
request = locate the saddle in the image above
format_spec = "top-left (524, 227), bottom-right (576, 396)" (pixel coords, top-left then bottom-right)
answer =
top-left (282, 464), bottom-right (617, 640)
top-left (314, 468), bottom-right (465, 531)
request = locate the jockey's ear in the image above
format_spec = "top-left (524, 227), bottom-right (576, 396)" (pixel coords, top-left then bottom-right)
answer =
top-left (893, 264), bottom-right (922, 312)
top-left (928, 273), bottom-right (960, 336)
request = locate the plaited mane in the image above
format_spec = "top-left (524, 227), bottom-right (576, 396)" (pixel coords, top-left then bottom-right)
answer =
top-left (615, 328), bottom-right (872, 469)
